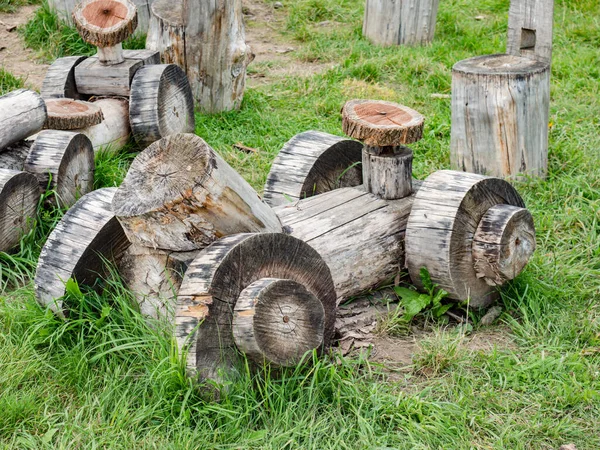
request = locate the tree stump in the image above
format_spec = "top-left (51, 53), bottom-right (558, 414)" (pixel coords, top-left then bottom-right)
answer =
top-left (35, 188), bottom-right (131, 317)
top-left (129, 64), bottom-right (195, 146)
top-left (0, 90), bottom-right (47, 151)
top-left (73, 0), bottom-right (138, 65)
top-left (146, 0), bottom-right (185, 67)
top-left (405, 170), bottom-right (533, 307)
top-left (0, 169), bottom-right (39, 252)
top-left (342, 100), bottom-right (424, 200)
top-left (112, 133), bottom-right (282, 251)
top-left (363, 0), bottom-right (440, 46)
top-left (44, 99), bottom-right (104, 130)
top-left (175, 233), bottom-right (336, 381)
top-left (24, 130), bottom-right (95, 207)
top-left (77, 97), bottom-right (131, 152)
top-left (40, 56), bottom-right (88, 100)
top-left (263, 131), bottom-right (363, 207)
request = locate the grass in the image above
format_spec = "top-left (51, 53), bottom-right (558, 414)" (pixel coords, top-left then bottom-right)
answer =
top-left (1, 0), bottom-right (599, 448)
top-left (0, 68), bottom-right (24, 94)
top-left (0, 0), bottom-right (38, 13)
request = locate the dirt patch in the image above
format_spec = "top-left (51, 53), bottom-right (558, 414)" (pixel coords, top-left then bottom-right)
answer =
top-left (0, 5), bottom-right (49, 90)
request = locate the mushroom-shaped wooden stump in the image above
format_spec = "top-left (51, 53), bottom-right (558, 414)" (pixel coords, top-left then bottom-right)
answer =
top-left (342, 99), bottom-right (424, 200)
top-left (44, 98), bottom-right (104, 130)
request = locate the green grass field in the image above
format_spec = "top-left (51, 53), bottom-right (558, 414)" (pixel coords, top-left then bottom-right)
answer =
top-left (1, 0), bottom-right (599, 448)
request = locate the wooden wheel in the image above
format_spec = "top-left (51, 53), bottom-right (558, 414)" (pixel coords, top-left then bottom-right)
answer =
top-left (34, 188), bottom-right (130, 317)
top-left (405, 170), bottom-right (534, 307)
top-left (24, 130), bottom-right (95, 207)
top-left (175, 233), bottom-right (337, 381)
top-left (263, 131), bottom-right (363, 207)
top-left (40, 56), bottom-right (88, 100)
top-left (0, 169), bottom-right (39, 252)
top-left (129, 64), bottom-right (195, 147)
top-left (44, 99), bottom-right (104, 130)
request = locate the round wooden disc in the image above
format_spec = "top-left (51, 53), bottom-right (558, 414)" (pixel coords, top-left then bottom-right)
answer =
top-left (233, 278), bottom-right (326, 367)
top-left (175, 233), bottom-right (337, 382)
top-left (405, 170), bottom-right (527, 308)
top-left (0, 169), bottom-right (39, 252)
top-left (453, 54), bottom-right (549, 77)
top-left (129, 64), bottom-right (195, 147)
top-left (44, 99), bottom-right (104, 130)
top-left (342, 99), bottom-right (424, 147)
top-left (73, 0), bottom-right (138, 48)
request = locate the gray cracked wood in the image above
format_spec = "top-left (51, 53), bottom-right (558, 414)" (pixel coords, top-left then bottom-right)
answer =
top-left (0, 141), bottom-right (32, 172)
top-left (146, 0), bottom-right (185, 67)
top-left (41, 56), bottom-right (88, 100)
top-left (75, 56), bottom-right (142, 96)
top-left (362, 146), bottom-right (413, 200)
top-left (506, 0), bottom-right (554, 64)
top-left (0, 169), bottom-right (39, 252)
top-left (0, 89), bottom-right (47, 151)
top-left (263, 131), bottom-right (363, 207)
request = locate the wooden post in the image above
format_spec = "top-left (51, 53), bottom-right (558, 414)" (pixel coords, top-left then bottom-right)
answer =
top-left (507, 0), bottom-right (554, 64)
top-left (363, 0), bottom-right (440, 46)
top-left (146, 0), bottom-right (185, 67)
top-left (0, 90), bottom-right (47, 151)
top-left (0, 169), bottom-right (39, 252)
top-left (342, 100), bottom-right (424, 200)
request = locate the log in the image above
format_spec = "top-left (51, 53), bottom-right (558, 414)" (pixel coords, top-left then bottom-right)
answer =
top-left (183, 0), bottom-right (254, 112)
top-left (118, 244), bottom-right (197, 319)
top-left (0, 169), bottom-right (39, 252)
top-left (175, 233), bottom-right (337, 381)
top-left (362, 146), bottom-right (413, 200)
top-left (40, 56), bottom-right (88, 100)
top-left (146, 0), bottom-right (185, 67)
top-left (122, 49), bottom-right (160, 65)
top-left (112, 133), bottom-right (282, 251)
top-left (76, 97), bottom-right (131, 152)
top-left (405, 170), bottom-right (531, 307)
top-left (472, 204), bottom-right (536, 286)
top-left (0, 141), bottom-right (32, 171)
top-left (74, 57), bottom-right (143, 96)
top-left (72, 0), bottom-right (138, 65)
top-left (233, 278), bottom-right (326, 367)
top-left (24, 130), bottom-right (95, 207)
top-left (363, 0), bottom-right (440, 46)
top-left (263, 131), bottom-right (363, 207)
top-left (450, 54), bottom-right (550, 179)
top-left (129, 64), bottom-right (195, 146)
top-left (44, 99), bottom-right (104, 130)
top-left (506, 0), bottom-right (554, 64)
top-left (0, 90), bottom-right (47, 151)
top-left (34, 188), bottom-right (131, 317)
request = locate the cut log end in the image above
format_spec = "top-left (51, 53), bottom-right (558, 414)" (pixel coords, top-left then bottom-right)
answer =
top-left (44, 99), bottom-right (104, 130)
top-left (453, 54), bottom-right (549, 76)
top-left (233, 278), bottom-right (325, 367)
top-left (0, 169), bottom-right (39, 252)
top-left (342, 99), bottom-right (424, 147)
top-left (472, 204), bottom-right (536, 286)
top-left (73, 0), bottom-right (138, 48)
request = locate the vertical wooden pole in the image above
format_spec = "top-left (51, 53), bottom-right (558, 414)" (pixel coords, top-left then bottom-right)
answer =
top-left (506, 0), bottom-right (554, 64)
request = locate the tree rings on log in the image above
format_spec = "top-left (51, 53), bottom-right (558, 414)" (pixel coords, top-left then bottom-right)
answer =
top-left (0, 89), bottom-right (47, 151)
top-left (129, 64), bottom-right (195, 146)
top-left (405, 170), bottom-right (531, 307)
top-left (44, 99), bottom-right (104, 130)
top-left (472, 204), bottom-right (536, 286)
top-left (73, 0), bottom-right (138, 48)
top-left (233, 278), bottom-right (325, 367)
top-left (175, 233), bottom-right (337, 381)
top-left (112, 133), bottom-right (282, 251)
top-left (0, 169), bottom-right (39, 252)
top-left (24, 130), bottom-right (95, 207)
top-left (362, 146), bottom-right (413, 200)
top-left (342, 99), bottom-right (424, 147)
top-left (34, 188), bottom-right (131, 317)
top-left (263, 131), bottom-right (363, 207)
top-left (40, 56), bottom-right (88, 99)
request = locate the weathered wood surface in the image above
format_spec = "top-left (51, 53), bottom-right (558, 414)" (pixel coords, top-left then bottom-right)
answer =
top-left (232, 278), bottom-right (326, 367)
top-left (472, 204), bottom-right (536, 286)
top-left (506, 0), bottom-right (554, 64)
top-left (112, 134), bottom-right (282, 251)
top-left (35, 188), bottom-right (131, 317)
top-left (146, 0), bottom-right (185, 67)
top-left (118, 244), bottom-right (197, 319)
top-left (49, 0), bottom-right (155, 34)
top-left (76, 97), bottom-right (131, 152)
top-left (362, 146), bottom-right (413, 200)
top-left (263, 131), bottom-right (363, 207)
top-left (44, 99), bottom-right (104, 130)
top-left (0, 169), bottom-right (39, 252)
top-left (175, 233), bottom-right (337, 381)
top-left (405, 170), bottom-right (530, 308)
top-left (24, 130), bottom-right (95, 207)
top-left (73, 0), bottom-right (138, 65)
top-left (129, 64), bottom-right (195, 146)
top-left (0, 141), bottom-right (32, 171)
top-left (74, 57), bottom-right (142, 96)
top-left (0, 90), bottom-right (47, 151)
top-left (275, 184), bottom-right (417, 303)
top-left (122, 49), bottom-right (160, 65)
top-left (40, 56), bottom-right (88, 99)
top-left (450, 54), bottom-right (550, 179)
top-left (363, 0), bottom-right (440, 46)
